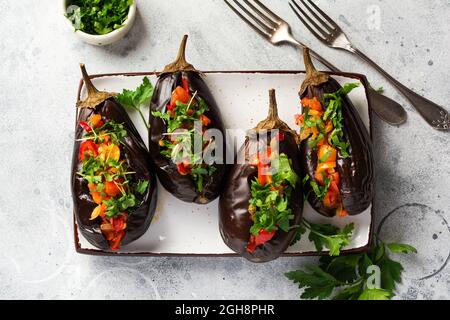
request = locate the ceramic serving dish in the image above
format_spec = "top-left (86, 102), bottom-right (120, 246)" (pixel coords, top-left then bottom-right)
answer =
top-left (73, 70), bottom-right (374, 256)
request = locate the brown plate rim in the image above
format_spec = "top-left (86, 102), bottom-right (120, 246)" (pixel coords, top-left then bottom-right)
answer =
top-left (73, 70), bottom-right (374, 257)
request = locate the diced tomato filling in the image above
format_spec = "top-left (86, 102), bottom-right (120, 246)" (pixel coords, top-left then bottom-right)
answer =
top-left (161, 78), bottom-right (213, 178)
top-left (79, 121), bottom-right (92, 132)
top-left (296, 97), bottom-right (347, 217)
top-left (247, 229), bottom-right (276, 253)
top-left (79, 140), bottom-right (98, 161)
top-left (256, 147), bottom-right (272, 186)
top-left (90, 114), bottom-right (104, 129)
top-left (78, 113), bottom-right (134, 250)
top-left (177, 162), bottom-right (191, 175)
top-left (104, 181), bottom-right (122, 197)
top-left (169, 86), bottom-right (191, 108)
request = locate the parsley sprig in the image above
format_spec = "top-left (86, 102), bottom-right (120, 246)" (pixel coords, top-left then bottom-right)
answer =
top-left (291, 220), bottom-right (354, 256)
top-left (286, 235), bottom-right (417, 300)
top-left (117, 77), bottom-right (154, 130)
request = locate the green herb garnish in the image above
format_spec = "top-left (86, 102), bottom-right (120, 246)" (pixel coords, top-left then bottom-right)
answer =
top-left (152, 93), bottom-right (216, 193)
top-left (78, 121), bottom-right (127, 145)
top-left (308, 174), bottom-right (331, 201)
top-left (322, 83), bottom-right (359, 157)
top-left (77, 118), bottom-right (149, 219)
top-left (136, 180), bottom-right (149, 195)
top-left (286, 232), bottom-right (417, 300)
top-left (248, 153), bottom-right (298, 235)
top-left (66, 0), bottom-right (133, 35)
top-left (117, 76), bottom-right (154, 130)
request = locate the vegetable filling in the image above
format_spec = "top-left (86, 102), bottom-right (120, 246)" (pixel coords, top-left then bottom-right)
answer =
top-left (152, 77), bottom-right (217, 193)
top-left (77, 113), bottom-right (149, 250)
top-left (246, 138), bottom-right (299, 253)
top-left (296, 83), bottom-right (359, 217)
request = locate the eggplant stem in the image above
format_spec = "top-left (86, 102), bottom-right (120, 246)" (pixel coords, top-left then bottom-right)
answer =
top-left (254, 89), bottom-right (297, 141)
top-left (80, 63), bottom-right (98, 95)
top-left (77, 63), bottom-right (116, 109)
top-left (161, 34), bottom-right (198, 74)
top-left (299, 48), bottom-right (329, 96)
top-left (268, 88), bottom-right (278, 119)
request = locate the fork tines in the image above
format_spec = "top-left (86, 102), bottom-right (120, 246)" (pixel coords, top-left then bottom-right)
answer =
top-left (223, 0), bottom-right (282, 39)
top-left (289, 0), bottom-right (339, 42)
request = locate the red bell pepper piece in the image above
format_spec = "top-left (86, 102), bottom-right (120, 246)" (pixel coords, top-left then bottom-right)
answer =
top-left (79, 140), bottom-right (98, 161)
top-left (200, 114), bottom-right (211, 127)
top-left (170, 86), bottom-right (191, 106)
top-left (177, 163), bottom-right (191, 175)
top-left (256, 147), bottom-right (272, 186)
top-left (79, 121), bottom-right (92, 132)
top-left (104, 181), bottom-right (121, 197)
top-left (182, 77), bottom-right (189, 93)
top-left (247, 229), bottom-right (276, 253)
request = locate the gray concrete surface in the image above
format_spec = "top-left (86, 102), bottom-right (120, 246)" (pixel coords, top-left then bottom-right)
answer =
top-left (0, 0), bottom-right (449, 299)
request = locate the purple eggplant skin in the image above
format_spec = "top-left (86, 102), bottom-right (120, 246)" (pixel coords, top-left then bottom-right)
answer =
top-left (149, 71), bottom-right (227, 204)
top-left (71, 99), bottom-right (157, 251)
top-left (219, 130), bottom-right (303, 262)
top-left (300, 77), bottom-right (374, 217)
top-left (219, 133), bottom-right (303, 263)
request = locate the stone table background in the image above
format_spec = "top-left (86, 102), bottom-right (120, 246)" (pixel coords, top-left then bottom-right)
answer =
top-left (0, 0), bottom-right (449, 299)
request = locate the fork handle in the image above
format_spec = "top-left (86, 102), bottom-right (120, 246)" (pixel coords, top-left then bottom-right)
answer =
top-left (350, 47), bottom-right (449, 130)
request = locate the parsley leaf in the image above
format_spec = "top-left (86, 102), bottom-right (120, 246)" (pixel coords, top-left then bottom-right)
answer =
top-left (322, 254), bottom-right (362, 283)
top-left (358, 288), bottom-right (391, 300)
top-left (378, 254), bottom-right (403, 293)
top-left (286, 234), bottom-right (417, 300)
top-left (135, 180), bottom-right (149, 195)
top-left (386, 243), bottom-right (417, 254)
top-left (285, 265), bottom-right (341, 300)
top-left (306, 221), bottom-right (354, 256)
top-left (117, 76), bottom-right (154, 129)
top-left (333, 282), bottom-right (364, 300)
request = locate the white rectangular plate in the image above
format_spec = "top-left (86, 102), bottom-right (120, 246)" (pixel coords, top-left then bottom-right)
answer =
top-left (74, 71), bottom-right (373, 256)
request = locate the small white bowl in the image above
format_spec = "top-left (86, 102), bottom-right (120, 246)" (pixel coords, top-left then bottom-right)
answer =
top-left (62, 0), bottom-right (137, 46)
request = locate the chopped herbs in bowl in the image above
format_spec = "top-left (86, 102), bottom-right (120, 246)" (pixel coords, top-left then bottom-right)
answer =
top-left (63, 0), bottom-right (137, 46)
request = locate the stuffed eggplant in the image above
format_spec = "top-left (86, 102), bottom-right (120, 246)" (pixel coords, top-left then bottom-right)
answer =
top-left (71, 64), bottom-right (157, 251)
top-left (296, 48), bottom-right (374, 217)
top-left (219, 89), bottom-right (303, 262)
top-left (149, 35), bottom-right (226, 204)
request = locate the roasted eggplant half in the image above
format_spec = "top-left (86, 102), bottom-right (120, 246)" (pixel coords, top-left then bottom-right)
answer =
top-left (149, 35), bottom-right (226, 204)
top-left (219, 89), bottom-right (303, 262)
top-left (71, 64), bottom-right (157, 251)
top-left (296, 48), bottom-right (374, 217)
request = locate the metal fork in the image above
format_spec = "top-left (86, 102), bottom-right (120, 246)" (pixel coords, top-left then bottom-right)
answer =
top-left (290, 0), bottom-right (449, 130)
top-left (223, 0), bottom-right (408, 126)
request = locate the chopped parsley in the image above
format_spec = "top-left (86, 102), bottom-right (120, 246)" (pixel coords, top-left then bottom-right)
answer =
top-left (322, 83), bottom-right (359, 157)
top-left (248, 153), bottom-right (298, 235)
top-left (66, 0), bottom-right (133, 35)
top-left (300, 83), bottom-right (359, 158)
top-left (77, 118), bottom-right (148, 218)
top-left (152, 93), bottom-right (216, 193)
